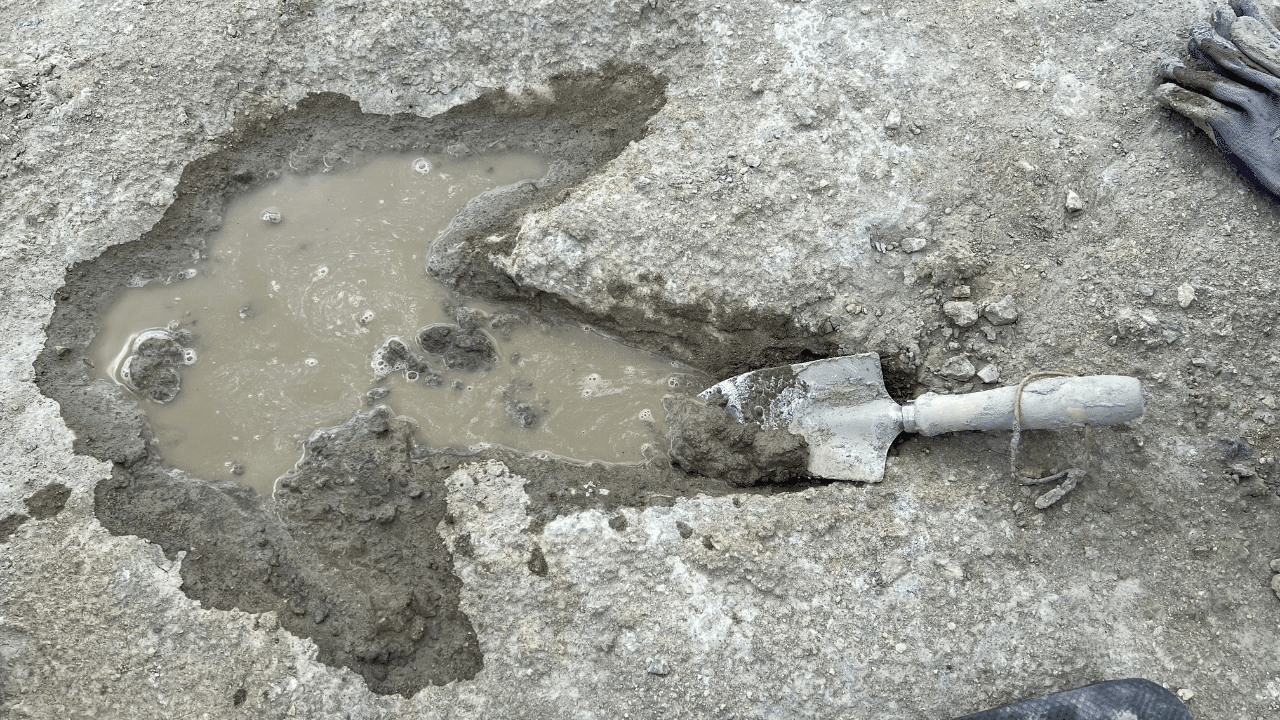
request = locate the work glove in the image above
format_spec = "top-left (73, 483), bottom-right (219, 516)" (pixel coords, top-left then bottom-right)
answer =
top-left (1157, 0), bottom-right (1280, 197)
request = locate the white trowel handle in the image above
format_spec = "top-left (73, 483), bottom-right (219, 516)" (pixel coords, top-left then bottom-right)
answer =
top-left (901, 376), bottom-right (1143, 437)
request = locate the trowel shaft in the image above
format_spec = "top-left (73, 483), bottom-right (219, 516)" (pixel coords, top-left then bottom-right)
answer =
top-left (900, 375), bottom-right (1143, 436)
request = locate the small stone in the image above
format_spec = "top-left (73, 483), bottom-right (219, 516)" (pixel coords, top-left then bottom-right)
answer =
top-left (951, 285), bottom-right (971, 299)
top-left (1177, 283), bottom-right (1196, 308)
top-left (2, 96), bottom-right (19, 107)
top-left (1065, 189), bottom-right (1084, 212)
top-left (1139, 284), bottom-right (1155, 297)
top-left (261, 208), bottom-right (282, 224)
top-left (943, 301), bottom-right (979, 327)
top-left (984, 295), bottom-right (1019, 325)
top-left (938, 355), bottom-right (976, 381)
top-left (645, 658), bottom-right (670, 676)
top-left (797, 106), bottom-right (817, 125)
top-left (976, 364), bottom-right (1000, 384)
top-left (884, 109), bottom-right (901, 130)
top-left (1176, 688), bottom-right (1194, 703)
top-left (53, 345), bottom-right (71, 357)
top-left (743, 155), bottom-right (761, 168)
top-left (750, 78), bottom-right (764, 93)
top-left (901, 237), bottom-right (928, 253)
top-left (1269, 558), bottom-right (1280, 573)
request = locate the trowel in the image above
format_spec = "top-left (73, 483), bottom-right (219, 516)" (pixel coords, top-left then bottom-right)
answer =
top-left (700, 353), bottom-right (1144, 482)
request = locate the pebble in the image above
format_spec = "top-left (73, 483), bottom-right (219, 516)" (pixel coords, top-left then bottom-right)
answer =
top-left (1139, 284), bottom-right (1155, 297)
top-left (261, 208), bottom-right (282, 224)
top-left (977, 363), bottom-right (1000, 384)
top-left (1269, 558), bottom-right (1280, 573)
top-left (901, 237), bottom-right (928, 253)
top-left (983, 295), bottom-right (1019, 325)
top-left (884, 109), bottom-right (901, 130)
top-left (743, 155), bottom-right (761, 168)
top-left (1176, 688), bottom-right (1194, 703)
top-left (951, 285), bottom-right (971, 299)
top-left (943, 301), bottom-right (979, 328)
top-left (796, 107), bottom-right (817, 125)
top-left (1177, 283), bottom-right (1196, 309)
top-left (1065, 189), bottom-right (1084, 212)
top-left (645, 658), bottom-right (670, 676)
top-left (1273, 574), bottom-right (1280, 601)
top-left (938, 355), bottom-right (976, 381)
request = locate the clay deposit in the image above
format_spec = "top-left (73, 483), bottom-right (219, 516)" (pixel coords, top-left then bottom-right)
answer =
top-left (4, 0), bottom-right (1280, 718)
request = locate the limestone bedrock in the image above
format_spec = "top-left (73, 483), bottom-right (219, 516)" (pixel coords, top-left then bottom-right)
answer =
top-left (4, 0), bottom-right (1280, 718)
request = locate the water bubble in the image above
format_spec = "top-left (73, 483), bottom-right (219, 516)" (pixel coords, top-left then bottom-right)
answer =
top-left (261, 208), bottom-right (282, 224)
top-left (313, 266), bottom-right (329, 281)
top-left (638, 408), bottom-right (654, 422)
top-left (179, 268), bottom-right (198, 280)
top-left (581, 373), bottom-right (603, 398)
top-left (305, 358), bottom-right (319, 367)
top-left (182, 349), bottom-right (198, 365)
top-left (405, 370), bottom-right (420, 381)
top-left (412, 157), bottom-right (432, 174)
top-left (358, 310), bottom-right (375, 326)
top-left (668, 376), bottom-right (681, 388)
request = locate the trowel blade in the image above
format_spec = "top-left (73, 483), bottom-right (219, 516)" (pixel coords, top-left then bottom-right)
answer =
top-left (700, 354), bottom-right (904, 482)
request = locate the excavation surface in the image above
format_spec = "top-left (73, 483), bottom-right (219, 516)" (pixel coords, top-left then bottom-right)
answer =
top-left (5, 1), bottom-right (1280, 719)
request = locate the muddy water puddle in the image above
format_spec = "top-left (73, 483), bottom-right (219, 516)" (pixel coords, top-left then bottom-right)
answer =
top-left (88, 153), bottom-right (706, 494)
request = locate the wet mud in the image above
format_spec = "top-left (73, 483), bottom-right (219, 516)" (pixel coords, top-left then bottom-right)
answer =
top-left (33, 65), bottom-right (833, 696)
top-left (665, 393), bottom-right (810, 487)
top-left (0, 482), bottom-right (72, 544)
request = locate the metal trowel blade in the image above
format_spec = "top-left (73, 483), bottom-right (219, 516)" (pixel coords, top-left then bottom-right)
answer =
top-left (699, 353), bottom-right (904, 482)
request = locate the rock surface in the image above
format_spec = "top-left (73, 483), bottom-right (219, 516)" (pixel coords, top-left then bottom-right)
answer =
top-left (4, 0), bottom-right (1280, 719)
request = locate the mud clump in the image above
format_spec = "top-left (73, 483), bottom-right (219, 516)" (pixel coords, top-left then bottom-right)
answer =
top-left (506, 400), bottom-right (540, 428)
top-left (417, 308), bottom-right (499, 372)
top-left (24, 482), bottom-right (72, 519)
top-left (119, 328), bottom-right (195, 403)
top-left (371, 337), bottom-right (441, 384)
top-left (664, 393), bottom-right (810, 486)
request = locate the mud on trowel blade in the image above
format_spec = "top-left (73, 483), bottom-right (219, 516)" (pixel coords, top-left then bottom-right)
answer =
top-left (699, 353), bottom-right (1145, 483)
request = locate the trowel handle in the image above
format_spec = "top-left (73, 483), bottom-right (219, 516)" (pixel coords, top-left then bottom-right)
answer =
top-left (901, 376), bottom-right (1143, 437)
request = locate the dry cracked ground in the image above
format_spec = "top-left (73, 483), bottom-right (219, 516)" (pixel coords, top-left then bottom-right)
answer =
top-left (2, 0), bottom-right (1280, 718)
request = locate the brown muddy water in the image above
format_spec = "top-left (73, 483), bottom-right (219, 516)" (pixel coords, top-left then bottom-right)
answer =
top-left (88, 153), bottom-right (707, 494)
